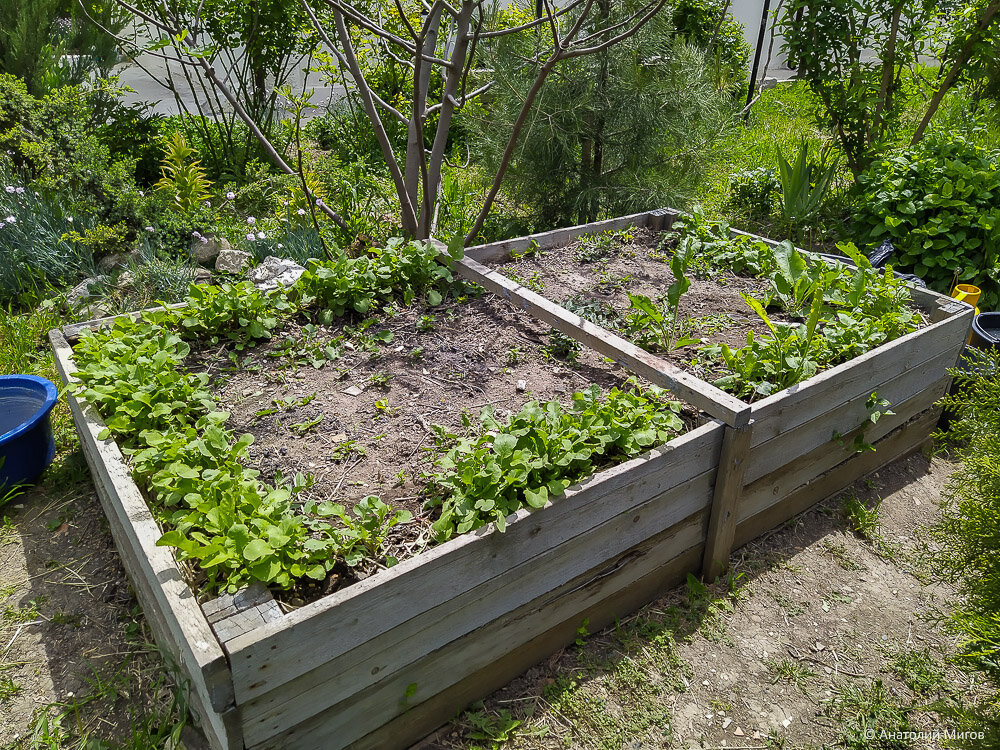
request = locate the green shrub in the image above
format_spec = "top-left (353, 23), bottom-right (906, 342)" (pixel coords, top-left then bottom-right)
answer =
top-left (671, 0), bottom-right (751, 95)
top-left (933, 348), bottom-right (1000, 694)
top-left (855, 133), bottom-right (1000, 310)
top-left (0, 170), bottom-right (94, 301)
top-left (728, 166), bottom-right (779, 218)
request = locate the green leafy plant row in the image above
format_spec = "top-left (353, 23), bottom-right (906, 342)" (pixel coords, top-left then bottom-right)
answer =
top-left (71, 242), bottom-right (456, 593)
top-left (427, 380), bottom-right (685, 540)
top-left (654, 211), bottom-right (921, 400)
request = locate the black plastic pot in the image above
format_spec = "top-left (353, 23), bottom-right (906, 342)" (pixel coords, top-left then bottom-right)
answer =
top-left (971, 312), bottom-right (1000, 350)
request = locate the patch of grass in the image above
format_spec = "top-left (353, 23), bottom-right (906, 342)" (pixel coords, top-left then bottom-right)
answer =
top-left (842, 492), bottom-right (882, 542)
top-left (766, 657), bottom-right (816, 694)
top-left (771, 593), bottom-right (809, 618)
top-left (827, 679), bottom-right (915, 750)
top-left (2, 596), bottom-right (44, 625)
top-left (888, 649), bottom-right (946, 696)
top-left (0, 675), bottom-right (21, 702)
top-left (821, 539), bottom-right (867, 571)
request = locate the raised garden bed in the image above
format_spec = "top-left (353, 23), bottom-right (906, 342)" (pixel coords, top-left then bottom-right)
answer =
top-left (50, 209), bottom-right (971, 750)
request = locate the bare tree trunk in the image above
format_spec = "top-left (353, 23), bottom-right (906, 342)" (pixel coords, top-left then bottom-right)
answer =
top-left (911, 0), bottom-right (1000, 145)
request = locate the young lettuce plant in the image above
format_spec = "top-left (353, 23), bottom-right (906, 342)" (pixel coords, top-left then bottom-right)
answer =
top-left (626, 242), bottom-right (700, 352)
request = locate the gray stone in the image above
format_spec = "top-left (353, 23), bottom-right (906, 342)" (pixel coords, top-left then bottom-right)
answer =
top-left (249, 255), bottom-right (306, 291)
top-left (66, 276), bottom-right (109, 308)
top-left (761, 77), bottom-right (778, 91)
top-left (193, 267), bottom-right (213, 285)
top-left (215, 248), bottom-right (253, 275)
top-left (97, 250), bottom-right (140, 274)
top-left (192, 235), bottom-right (230, 266)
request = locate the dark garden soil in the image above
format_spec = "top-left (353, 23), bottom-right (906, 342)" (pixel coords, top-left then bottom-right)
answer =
top-left (191, 291), bottom-right (702, 599)
top-left (494, 226), bottom-right (927, 386)
top-left (496, 227), bottom-right (781, 379)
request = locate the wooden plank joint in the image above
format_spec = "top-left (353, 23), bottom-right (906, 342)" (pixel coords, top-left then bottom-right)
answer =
top-left (702, 421), bottom-right (754, 581)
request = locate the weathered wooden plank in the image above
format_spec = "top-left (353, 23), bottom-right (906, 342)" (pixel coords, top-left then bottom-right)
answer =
top-left (249, 510), bottom-right (709, 750)
top-left (48, 329), bottom-right (241, 750)
top-left (738, 376), bottom-right (950, 526)
top-left (240, 467), bottom-right (716, 745)
top-left (702, 422), bottom-right (753, 581)
top-left (202, 582), bottom-right (275, 625)
top-left (464, 211), bottom-right (656, 264)
top-left (346, 541), bottom-right (703, 750)
top-left (225, 420), bottom-right (723, 704)
top-left (454, 255), bottom-right (751, 428)
top-left (733, 407), bottom-right (940, 550)
top-left (748, 307), bottom-right (971, 435)
top-left (745, 346), bottom-right (959, 484)
top-left (213, 601), bottom-right (283, 644)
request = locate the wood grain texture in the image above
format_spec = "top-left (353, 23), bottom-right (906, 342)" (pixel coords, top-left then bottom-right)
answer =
top-left (702, 422), bottom-right (754, 581)
top-left (225, 421), bottom-right (723, 704)
top-left (734, 408), bottom-right (940, 549)
top-left (249, 510), bottom-right (709, 750)
top-left (738, 376), bottom-right (950, 526)
top-left (464, 211), bottom-right (655, 264)
top-left (239, 466), bottom-right (717, 745)
top-left (748, 307), bottom-right (971, 435)
top-left (454, 255), bottom-right (752, 428)
top-left (48, 329), bottom-right (240, 750)
top-left (745, 347), bottom-right (960, 484)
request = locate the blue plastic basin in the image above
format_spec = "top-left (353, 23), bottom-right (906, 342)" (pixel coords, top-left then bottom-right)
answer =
top-left (0, 375), bottom-right (59, 488)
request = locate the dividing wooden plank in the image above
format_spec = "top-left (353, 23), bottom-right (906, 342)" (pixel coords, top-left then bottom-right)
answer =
top-left (454, 255), bottom-right (751, 428)
top-left (225, 420), bottom-right (723, 704)
top-left (702, 422), bottom-right (753, 581)
top-left (464, 211), bottom-right (656, 264)
top-left (738, 376), bottom-right (950, 526)
top-left (249, 510), bottom-right (709, 750)
top-left (745, 347), bottom-right (959, 485)
top-left (748, 307), bottom-right (971, 435)
top-left (734, 408), bottom-right (940, 550)
top-left (240, 467), bottom-right (717, 745)
top-left (48, 329), bottom-right (241, 750)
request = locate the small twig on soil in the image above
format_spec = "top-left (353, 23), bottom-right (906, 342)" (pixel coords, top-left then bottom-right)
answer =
top-left (787, 645), bottom-right (865, 678)
top-left (1, 621), bottom-right (43, 657)
top-left (407, 432), bottom-right (429, 458)
top-left (332, 456), bottom-right (366, 496)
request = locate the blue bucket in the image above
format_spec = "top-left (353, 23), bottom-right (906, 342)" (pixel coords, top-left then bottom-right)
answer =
top-left (0, 375), bottom-right (59, 488)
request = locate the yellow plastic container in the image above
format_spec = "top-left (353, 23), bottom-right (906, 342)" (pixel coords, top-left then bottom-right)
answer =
top-left (952, 283), bottom-right (982, 308)
top-left (952, 284), bottom-right (982, 344)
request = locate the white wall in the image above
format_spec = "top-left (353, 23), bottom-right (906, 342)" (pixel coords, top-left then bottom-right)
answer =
top-left (728, 0), bottom-right (792, 78)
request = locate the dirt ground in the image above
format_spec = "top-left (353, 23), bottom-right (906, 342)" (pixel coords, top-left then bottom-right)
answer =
top-left (1, 439), bottom-right (989, 748)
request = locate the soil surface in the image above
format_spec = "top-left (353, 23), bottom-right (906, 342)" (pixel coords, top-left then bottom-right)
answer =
top-left (194, 291), bottom-right (699, 597)
top-left (494, 227), bottom-right (927, 389)
top-left (496, 227), bottom-right (780, 380)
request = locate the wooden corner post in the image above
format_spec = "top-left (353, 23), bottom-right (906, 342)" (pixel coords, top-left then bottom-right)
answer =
top-left (703, 421), bottom-right (754, 582)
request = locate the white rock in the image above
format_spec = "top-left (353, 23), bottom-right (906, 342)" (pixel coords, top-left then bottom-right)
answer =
top-left (215, 248), bottom-right (253, 274)
top-left (250, 256), bottom-right (306, 291)
top-left (516, 379), bottom-right (527, 392)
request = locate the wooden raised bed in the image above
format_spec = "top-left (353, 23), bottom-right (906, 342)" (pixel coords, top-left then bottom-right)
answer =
top-left (49, 209), bottom-right (971, 750)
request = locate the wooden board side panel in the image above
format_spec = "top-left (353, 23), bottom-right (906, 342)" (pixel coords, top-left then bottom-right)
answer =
top-left (734, 408), bottom-right (939, 550)
top-left (250, 510), bottom-right (709, 750)
top-left (745, 347), bottom-right (958, 484)
top-left (749, 308), bottom-right (971, 435)
top-left (239, 468), bottom-right (716, 745)
top-left (346, 544), bottom-right (701, 750)
top-left (226, 421), bottom-right (723, 700)
top-left (739, 377), bottom-right (949, 527)
top-left (48, 330), bottom-right (239, 750)
top-left (464, 211), bottom-right (658, 263)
